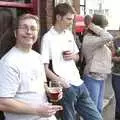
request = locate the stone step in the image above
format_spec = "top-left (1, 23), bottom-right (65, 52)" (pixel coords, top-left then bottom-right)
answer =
top-left (103, 94), bottom-right (114, 109)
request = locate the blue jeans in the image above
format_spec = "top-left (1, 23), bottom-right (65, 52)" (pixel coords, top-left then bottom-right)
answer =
top-left (60, 83), bottom-right (103, 120)
top-left (112, 74), bottom-right (120, 119)
top-left (83, 75), bottom-right (105, 113)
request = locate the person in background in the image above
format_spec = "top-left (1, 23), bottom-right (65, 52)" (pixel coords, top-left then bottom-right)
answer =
top-left (41, 3), bottom-right (103, 120)
top-left (82, 14), bottom-right (113, 113)
top-left (0, 13), bottom-right (62, 120)
top-left (112, 36), bottom-right (120, 120)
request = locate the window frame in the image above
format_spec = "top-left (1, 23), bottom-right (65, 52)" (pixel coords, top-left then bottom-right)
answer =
top-left (0, 0), bottom-right (38, 14)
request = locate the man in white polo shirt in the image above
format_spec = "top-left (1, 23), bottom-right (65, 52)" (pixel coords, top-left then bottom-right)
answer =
top-left (41, 3), bottom-right (103, 120)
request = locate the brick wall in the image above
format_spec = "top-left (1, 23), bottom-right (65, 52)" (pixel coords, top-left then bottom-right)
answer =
top-left (46, 0), bottom-right (54, 29)
top-left (39, 0), bottom-right (80, 35)
top-left (39, 0), bottom-right (47, 36)
top-left (73, 0), bottom-right (80, 14)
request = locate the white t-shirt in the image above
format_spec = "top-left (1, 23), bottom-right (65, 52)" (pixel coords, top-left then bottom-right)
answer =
top-left (41, 27), bottom-right (83, 86)
top-left (0, 47), bottom-right (56, 120)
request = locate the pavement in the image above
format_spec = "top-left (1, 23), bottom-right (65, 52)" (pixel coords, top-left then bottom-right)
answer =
top-left (103, 93), bottom-right (114, 109)
top-left (103, 74), bottom-right (115, 120)
top-left (103, 95), bottom-right (115, 120)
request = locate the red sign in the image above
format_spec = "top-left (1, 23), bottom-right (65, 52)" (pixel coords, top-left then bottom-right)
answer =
top-left (75, 15), bottom-right (85, 33)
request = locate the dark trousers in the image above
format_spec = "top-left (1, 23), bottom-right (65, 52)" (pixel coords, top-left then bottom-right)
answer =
top-left (0, 111), bottom-right (4, 120)
top-left (112, 74), bottom-right (120, 119)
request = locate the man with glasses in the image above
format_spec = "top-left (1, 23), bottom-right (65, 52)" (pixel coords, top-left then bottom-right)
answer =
top-left (0, 14), bottom-right (62, 120)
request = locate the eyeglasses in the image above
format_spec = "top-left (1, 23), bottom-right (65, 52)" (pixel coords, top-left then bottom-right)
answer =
top-left (18, 25), bottom-right (39, 32)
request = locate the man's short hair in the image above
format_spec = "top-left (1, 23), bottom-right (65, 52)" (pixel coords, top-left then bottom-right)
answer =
top-left (53, 3), bottom-right (75, 24)
top-left (15, 13), bottom-right (40, 30)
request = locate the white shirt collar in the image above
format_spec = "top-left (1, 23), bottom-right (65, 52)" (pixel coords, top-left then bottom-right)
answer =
top-left (50, 26), bottom-right (66, 35)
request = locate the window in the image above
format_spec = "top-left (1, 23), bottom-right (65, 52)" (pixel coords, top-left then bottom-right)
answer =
top-left (54, 0), bottom-right (72, 6)
top-left (80, 0), bottom-right (86, 15)
top-left (0, 0), bottom-right (38, 15)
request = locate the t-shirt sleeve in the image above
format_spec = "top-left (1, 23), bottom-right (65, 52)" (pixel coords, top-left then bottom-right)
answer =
top-left (0, 61), bottom-right (20, 97)
top-left (41, 35), bottom-right (51, 64)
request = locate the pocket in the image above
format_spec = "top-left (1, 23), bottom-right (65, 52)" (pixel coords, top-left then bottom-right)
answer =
top-left (63, 87), bottom-right (76, 101)
top-left (81, 84), bottom-right (90, 98)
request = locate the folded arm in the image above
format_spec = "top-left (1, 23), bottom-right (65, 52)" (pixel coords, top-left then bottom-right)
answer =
top-left (0, 97), bottom-right (62, 117)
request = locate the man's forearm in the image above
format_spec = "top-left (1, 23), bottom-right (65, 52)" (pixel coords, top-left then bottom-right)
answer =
top-left (0, 98), bottom-right (37, 115)
top-left (45, 66), bottom-right (60, 82)
top-left (89, 23), bottom-right (113, 41)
